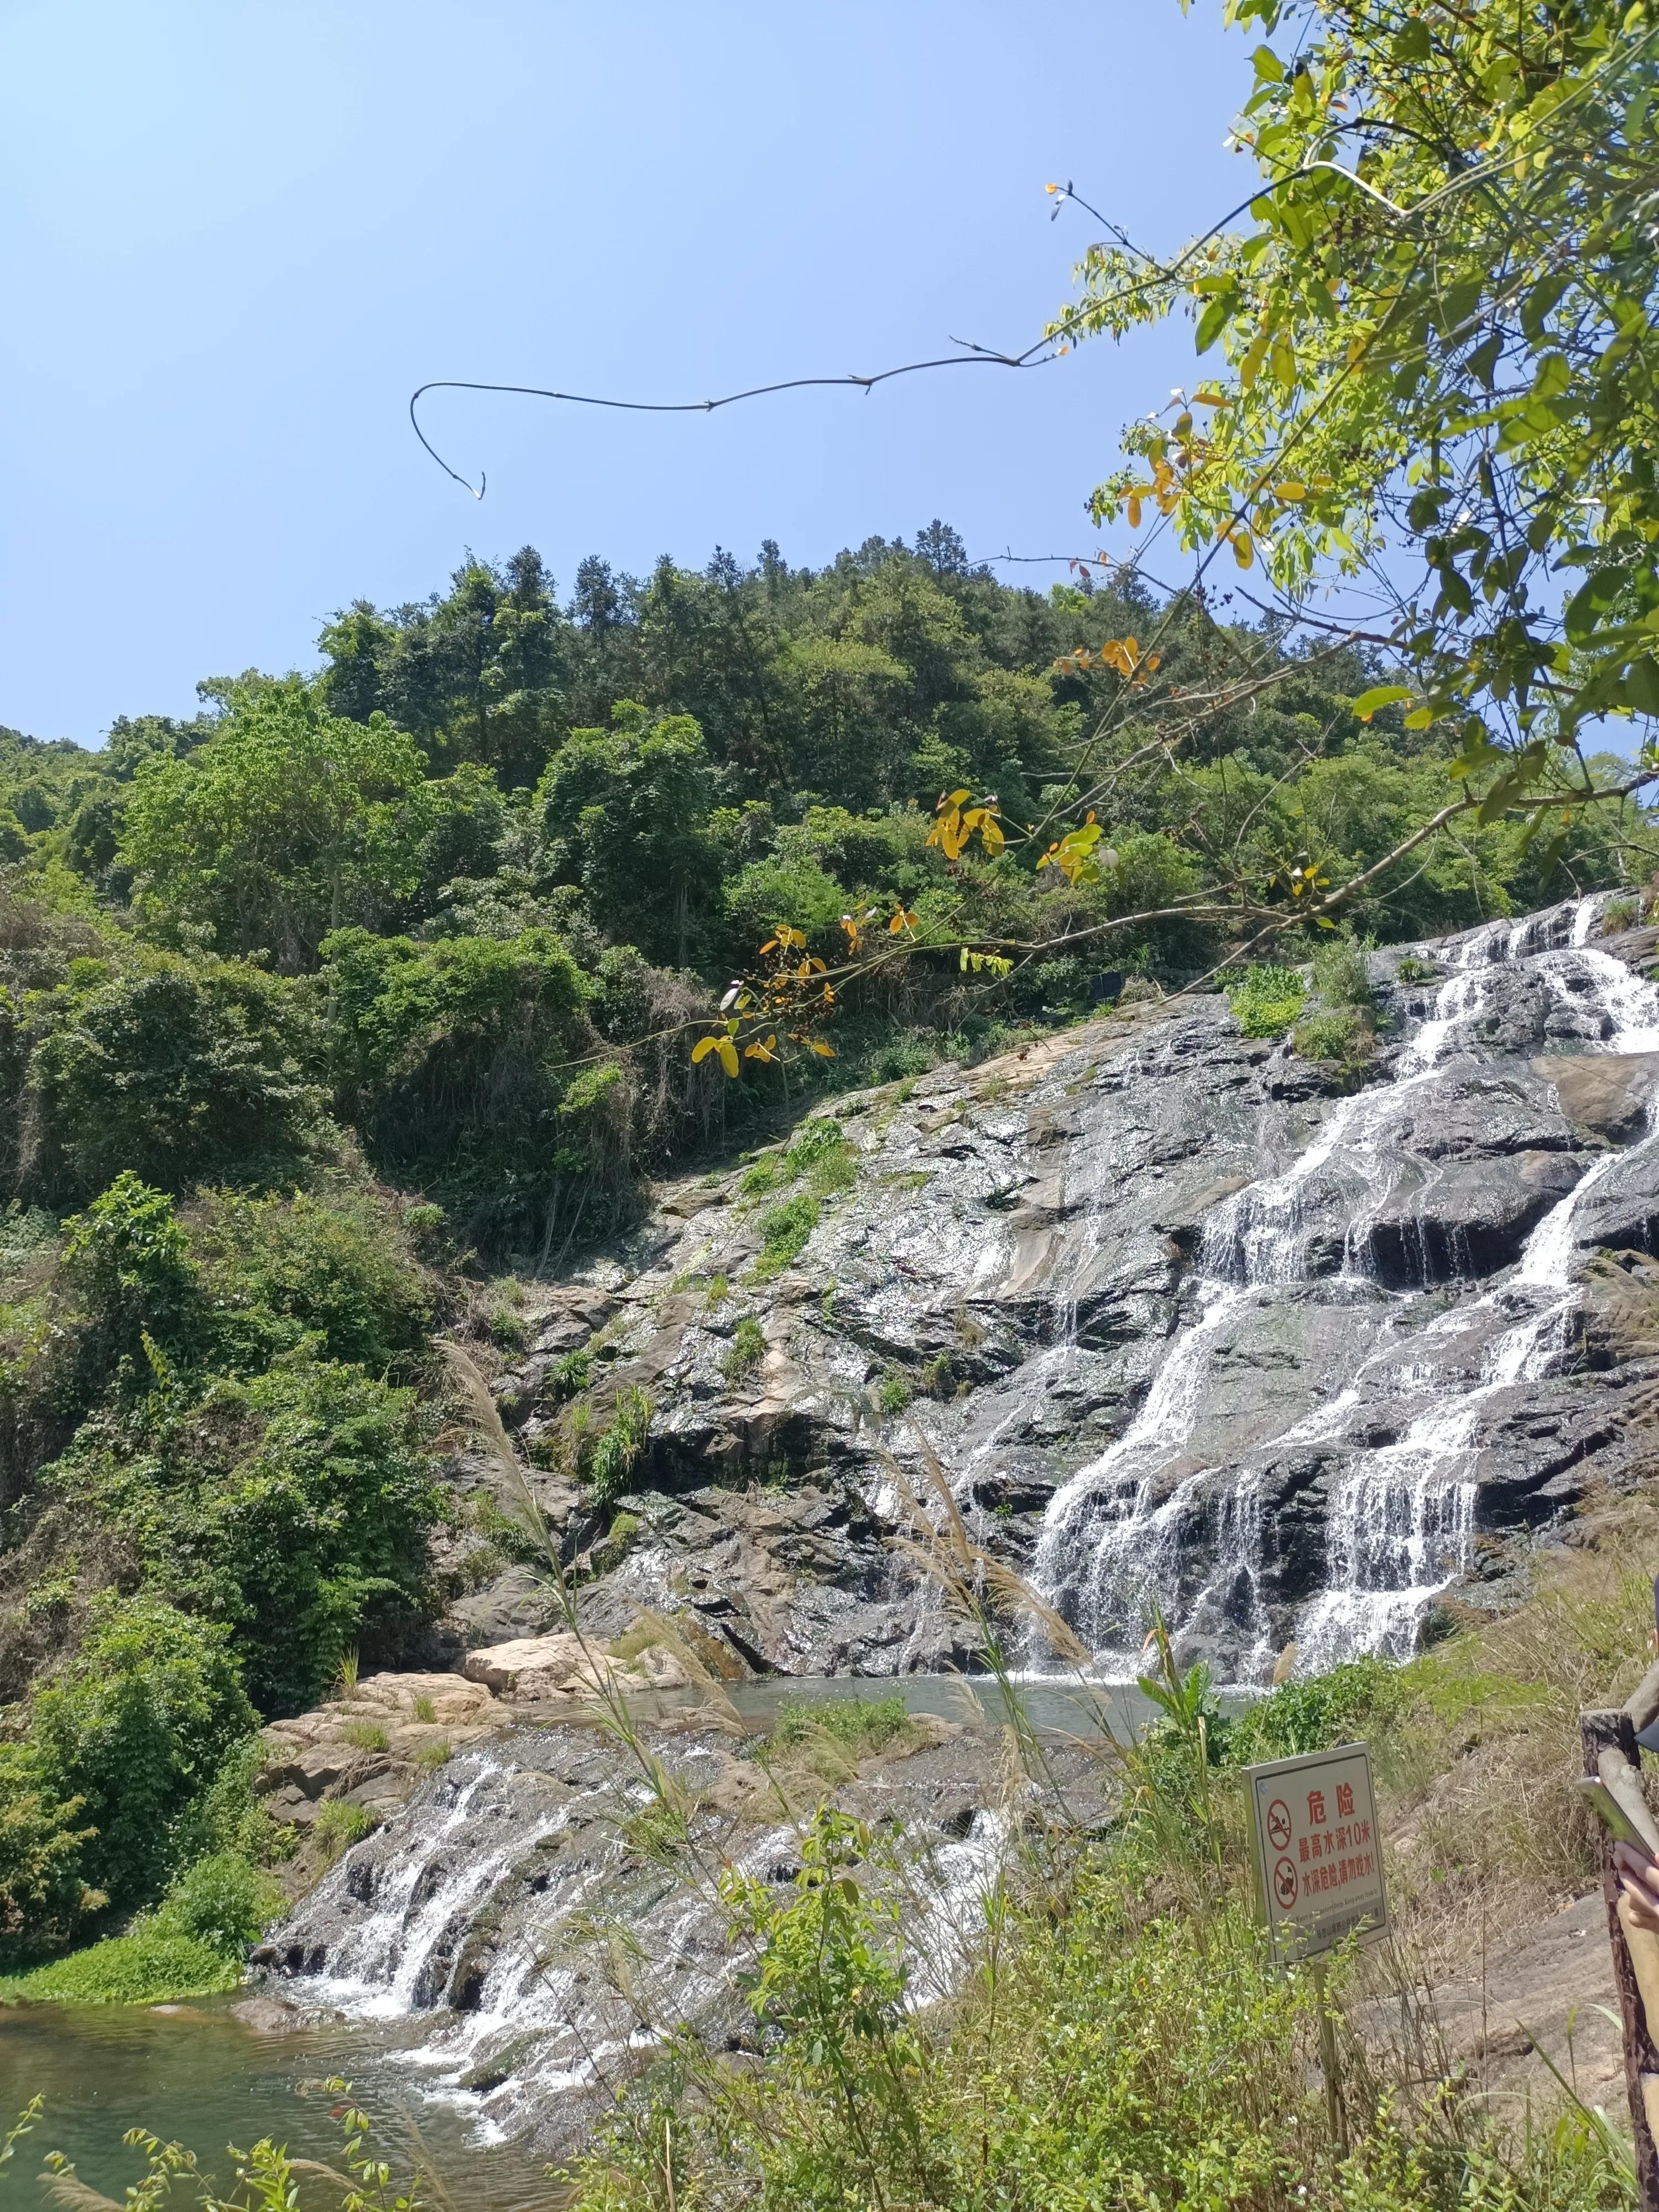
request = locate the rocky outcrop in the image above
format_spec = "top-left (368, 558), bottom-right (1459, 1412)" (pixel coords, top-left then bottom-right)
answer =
top-left (461, 1629), bottom-right (688, 1699)
top-left (255, 1671), bottom-right (509, 1829)
top-left (425, 893), bottom-right (1659, 1689)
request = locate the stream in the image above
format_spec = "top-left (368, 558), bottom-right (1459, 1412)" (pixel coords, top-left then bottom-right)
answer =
top-left (0, 1675), bottom-right (1154, 2200)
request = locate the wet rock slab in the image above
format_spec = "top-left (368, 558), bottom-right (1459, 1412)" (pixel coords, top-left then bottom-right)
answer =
top-left (427, 894), bottom-right (1659, 1689)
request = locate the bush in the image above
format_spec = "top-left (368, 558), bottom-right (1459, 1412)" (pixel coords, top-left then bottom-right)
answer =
top-left (588, 1385), bottom-right (652, 1507)
top-left (1291, 1008), bottom-right (1368, 1063)
top-left (150, 1850), bottom-right (279, 1952)
top-left (773, 1695), bottom-right (913, 1755)
top-left (1311, 933), bottom-right (1375, 1010)
top-left (0, 1927), bottom-right (242, 2005)
top-left (724, 1315), bottom-right (765, 1379)
top-left (1219, 1656), bottom-right (1408, 1768)
top-left (321, 924), bottom-right (618, 1244)
top-left (28, 1595), bottom-right (256, 1913)
top-left (877, 1369), bottom-right (912, 1416)
top-left (314, 1798), bottom-right (375, 1861)
top-left (0, 1744), bottom-right (95, 1950)
top-left (190, 1186), bottom-right (431, 1378)
top-left (1225, 964), bottom-right (1306, 1039)
top-left (59, 1173), bottom-right (204, 1381)
top-left (20, 958), bottom-right (322, 1204)
top-left (53, 1359), bottom-right (442, 1715)
top-left (552, 1348), bottom-right (592, 1398)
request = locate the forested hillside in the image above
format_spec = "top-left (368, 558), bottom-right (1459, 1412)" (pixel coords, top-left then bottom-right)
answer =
top-left (0, 520), bottom-right (1648, 1966)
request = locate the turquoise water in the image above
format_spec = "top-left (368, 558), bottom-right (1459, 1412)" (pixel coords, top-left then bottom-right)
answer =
top-left (0, 2000), bottom-right (560, 2209)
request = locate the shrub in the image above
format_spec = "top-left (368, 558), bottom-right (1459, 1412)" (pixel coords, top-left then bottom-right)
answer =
top-left (0, 1927), bottom-right (242, 2005)
top-left (1225, 964), bottom-right (1306, 1039)
top-left (190, 1186), bottom-right (431, 1378)
top-left (53, 1360), bottom-right (442, 1715)
top-left (1218, 1656), bottom-right (1408, 1768)
top-left (877, 1369), bottom-right (912, 1416)
top-left (1603, 895), bottom-right (1639, 934)
top-left (314, 1799), bottom-right (375, 1861)
top-left (1291, 1008), bottom-right (1368, 1063)
top-left (20, 958), bottom-right (322, 1204)
top-left (0, 1745), bottom-right (96, 1950)
top-left (551, 1348), bottom-right (592, 1398)
top-left (1310, 932), bottom-right (1375, 1010)
top-left (588, 1385), bottom-right (652, 1507)
top-left (28, 1595), bottom-right (256, 1913)
top-left (920, 1352), bottom-right (956, 1400)
top-left (773, 1696), bottom-right (913, 1756)
top-left (724, 1314), bottom-right (765, 1379)
top-left (150, 1850), bottom-right (279, 1952)
top-left (58, 1173), bottom-right (204, 1380)
top-left (320, 925), bottom-right (613, 1246)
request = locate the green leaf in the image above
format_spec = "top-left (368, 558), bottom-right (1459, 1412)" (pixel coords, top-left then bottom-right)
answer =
top-left (1194, 291), bottom-right (1238, 354)
top-left (1350, 685), bottom-right (1411, 722)
top-left (1624, 654), bottom-right (1659, 718)
top-left (1392, 19), bottom-right (1431, 59)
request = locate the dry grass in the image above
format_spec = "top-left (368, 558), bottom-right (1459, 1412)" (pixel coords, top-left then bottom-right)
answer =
top-left (1385, 1498), bottom-right (1659, 1941)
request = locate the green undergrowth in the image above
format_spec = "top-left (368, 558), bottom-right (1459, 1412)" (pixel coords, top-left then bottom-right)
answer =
top-left (0, 1850), bottom-right (280, 2006)
top-left (771, 1694), bottom-right (915, 1756)
top-left (1227, 962), bottom-right (1307, 1037)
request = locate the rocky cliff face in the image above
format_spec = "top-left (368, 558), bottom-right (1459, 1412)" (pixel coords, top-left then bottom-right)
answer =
top-left (432, 891), bottom-right (1659, 1689)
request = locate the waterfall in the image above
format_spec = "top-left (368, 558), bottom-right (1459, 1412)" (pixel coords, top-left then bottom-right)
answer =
top-left (270, 1731), bottom-right (1010, 2150)
top-left (1030, 894), bottom-right (1659, 1680)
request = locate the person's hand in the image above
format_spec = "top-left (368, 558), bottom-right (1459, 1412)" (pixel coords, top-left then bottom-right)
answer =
top-left (1615, 1841), bottom-right (1659, 1933)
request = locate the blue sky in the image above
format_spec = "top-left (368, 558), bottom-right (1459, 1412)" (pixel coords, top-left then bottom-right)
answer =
top-left (1, 2), bottom-right (1248, 746)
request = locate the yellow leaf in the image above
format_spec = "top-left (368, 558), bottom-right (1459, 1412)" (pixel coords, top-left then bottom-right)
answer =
top-left (1230, 530), bottom-right (1255, 570)
top-left (1274, 481), bottom-right (1307, 501)
top-left (1126, 494), bottom-right (1143, 530)
top-left (691, 1036), bottom-right (721, 1064)
top-left (808, 1039), bottom-right (836, 1058)
top-left (717, 1039), bottom-right (739, 1078)
top-left (980, 817), bottom-right (1005, 854)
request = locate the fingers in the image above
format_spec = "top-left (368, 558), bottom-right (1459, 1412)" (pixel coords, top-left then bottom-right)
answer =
top-left (1615, 1843), bottom-right (1659, 1932)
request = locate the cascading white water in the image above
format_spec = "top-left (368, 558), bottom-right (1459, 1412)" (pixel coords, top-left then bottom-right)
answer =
top-left (1030, 893), bottom-right (1659, 1679)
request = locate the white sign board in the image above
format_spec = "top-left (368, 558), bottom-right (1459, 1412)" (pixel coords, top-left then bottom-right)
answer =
top-left (1244, 1741), bottom-right (1389, 1965)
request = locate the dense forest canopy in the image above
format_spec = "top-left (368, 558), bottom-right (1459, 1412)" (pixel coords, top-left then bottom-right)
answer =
top-left (0, 529), bottom-right (1648, 1264)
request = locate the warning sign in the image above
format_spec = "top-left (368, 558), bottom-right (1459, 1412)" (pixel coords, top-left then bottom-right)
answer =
top-left (1245, 1741), bottom-right (1389, 1965)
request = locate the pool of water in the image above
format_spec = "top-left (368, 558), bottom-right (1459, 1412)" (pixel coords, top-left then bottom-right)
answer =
top-left (619, 1668), bottom-right (1170, 1739)
top-left (0, 2000), bottom-right (561, 2209)
top-left (0, 1669), bottom-right (1181, 2202)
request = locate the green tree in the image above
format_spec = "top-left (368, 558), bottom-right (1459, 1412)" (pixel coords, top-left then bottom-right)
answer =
top-left (1056, 0), bottom-right (1659, 851)
top-left (536, 703), bottom-right (719, 966)
top-left (55, 1360), bottom-right (441, 1715)
top-left (29, 1594), bottom-right (255, 1908)
top-left (20, 957), bottom-right (321, 1203)
top-left (118, 677), bottom-right (435, 969)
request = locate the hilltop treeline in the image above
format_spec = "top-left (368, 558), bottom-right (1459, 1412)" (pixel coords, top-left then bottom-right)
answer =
top-left (3, 530), bottom-right (1644, 1248)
